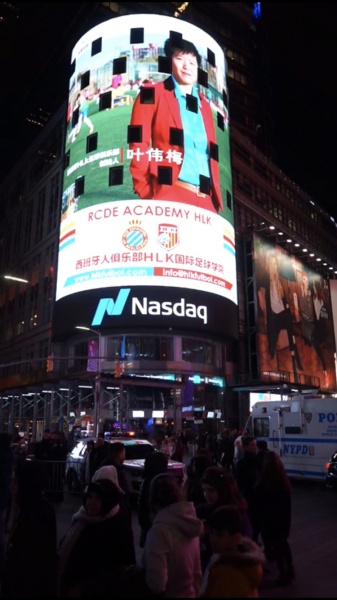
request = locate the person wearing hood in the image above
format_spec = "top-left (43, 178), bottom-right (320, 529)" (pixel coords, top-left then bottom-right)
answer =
top-left (57, 478), bottom-right (135, 597)
top-left (137, 450), bottom-right (168, 548)
top-left (92, 462), bottom-right (132, 526)
top-left (142, 473), bottom-right (203, 597)
top-left (198, 505), bottom-right (264, 598)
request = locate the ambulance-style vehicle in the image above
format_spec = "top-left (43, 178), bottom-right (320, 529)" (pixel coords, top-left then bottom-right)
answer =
top-left (244, 394), bottom-right (337, 481)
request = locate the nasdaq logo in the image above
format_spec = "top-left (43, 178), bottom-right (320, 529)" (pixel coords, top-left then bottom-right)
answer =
top-left (132, 297), bottom-right (207, 324)
top-left (91, 288), bottom-right (131, 326)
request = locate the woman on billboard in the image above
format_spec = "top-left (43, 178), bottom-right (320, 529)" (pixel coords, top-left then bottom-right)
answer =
top-left (128, 37), bottom-right (223, 214)
top-left (258, 250), bottom-right (303, 374)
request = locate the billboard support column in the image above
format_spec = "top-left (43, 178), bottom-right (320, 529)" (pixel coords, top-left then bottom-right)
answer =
top-left (125, 387), bottom-right (130, 431)
top-left (119, 383), bottom-right (124, 433)
top-left (93, 331), bottom-right (102, 436)
top-left (94, 375), bottom-right (101, 436)
top-left (173, 388), bottom-right (182, 433)
top-left (32, 393), bottom-right (38, 441)
top-left (8, 396), bottom-right (15, 434)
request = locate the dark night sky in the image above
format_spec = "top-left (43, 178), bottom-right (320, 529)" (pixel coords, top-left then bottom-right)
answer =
top-left (261, 3), bottom-right (337, 217)
top-left (1, 2), bottom-right (336, 217)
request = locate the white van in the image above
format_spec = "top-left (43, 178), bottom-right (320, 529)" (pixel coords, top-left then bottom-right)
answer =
top-left (244, 394), bottom-right (337, 481)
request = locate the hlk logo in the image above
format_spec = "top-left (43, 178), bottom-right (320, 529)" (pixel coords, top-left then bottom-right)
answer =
top-left (91, 288), bottom-right (131, 326)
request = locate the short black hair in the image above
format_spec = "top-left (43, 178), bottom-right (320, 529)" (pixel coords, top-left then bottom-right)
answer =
top-left (0, 432), bottom-right (12, 448)
top-left (150, 473), bottom-right (184, 508)
top-left (110, 441), bottom-right (125, 452)
top-left (143, 451), bottom-right (168, 478)
top-left (241, 435), bottom-right (256, 448)
top-left (207, 505), bottom-right (243, 535)
top-left (164, 38), bottom-right (201, 66)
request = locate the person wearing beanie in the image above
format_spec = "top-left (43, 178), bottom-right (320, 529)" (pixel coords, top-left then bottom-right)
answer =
top-left (196, 466), bottom-right (253, 572)
top-left (198, 505), bottom-right (264, 597)
top-left (57, 478), bottom-right (135, 597)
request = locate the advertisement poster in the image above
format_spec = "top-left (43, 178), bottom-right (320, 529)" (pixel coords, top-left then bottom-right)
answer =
top-left (54, 14), bottom-right (237, 338)
top-left (254, 234), bottom-right (336, 389)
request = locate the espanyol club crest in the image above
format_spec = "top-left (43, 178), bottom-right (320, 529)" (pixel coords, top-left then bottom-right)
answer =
top-left (305, 413), bottom-right (312, 424)
top-left (157, 223), bottom-right (179, 250)
top-left (122, 220), bottom-right (148, 250)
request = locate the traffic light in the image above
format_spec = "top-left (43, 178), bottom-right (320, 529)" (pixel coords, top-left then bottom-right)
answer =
top-left (46, 354), bottom-right (53, 372)
top-left (114, 361), bottom-right (121, 378)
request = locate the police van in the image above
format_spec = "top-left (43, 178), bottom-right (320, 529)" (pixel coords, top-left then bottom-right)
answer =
top-left (244, 394), bottom-right (337, 481)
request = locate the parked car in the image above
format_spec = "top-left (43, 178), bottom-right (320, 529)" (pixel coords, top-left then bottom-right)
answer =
top-left (65, 437), bottom-right (186, 496)
top-left (326, 451), bottom-right (337, 489)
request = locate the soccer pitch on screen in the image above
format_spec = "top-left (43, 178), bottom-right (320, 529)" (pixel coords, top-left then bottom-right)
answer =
top-left (63, 89), bottom-right (233, 223)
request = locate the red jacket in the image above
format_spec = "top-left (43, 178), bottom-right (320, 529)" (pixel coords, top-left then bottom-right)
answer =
top-left (129, 76), bottom-right (223, 211)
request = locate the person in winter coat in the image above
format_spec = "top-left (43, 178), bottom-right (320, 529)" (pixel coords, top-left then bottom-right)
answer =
top-left (252, 451), bottom-right (294, 586)
top-left (58, 478), bottom-right (135, 597)
top-left (137, 451), bottom-right (168, 547)
top-left (92, 462), bottom-right (132, 526)
top-left (233, 435), bottom-right (259, 540)
top-left (142, 473), bottom-right (203, 597)
top-left (196, 466), bottom-right (253, 572)
top-left (183, 453), bottom-right (213, 507)
top-left (198, 505), bottom-right (264, 598)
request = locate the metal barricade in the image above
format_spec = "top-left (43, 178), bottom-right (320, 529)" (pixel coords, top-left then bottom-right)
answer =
top-left (31, 459), bottom-right (67, 496)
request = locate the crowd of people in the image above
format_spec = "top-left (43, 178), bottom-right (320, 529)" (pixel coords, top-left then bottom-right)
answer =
top-left (0, 427), bottom-right (294, 597)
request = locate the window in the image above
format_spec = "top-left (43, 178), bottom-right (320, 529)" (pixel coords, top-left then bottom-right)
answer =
top-left (39, 338), bottom-right (50, 370)
top-left (35, 187), bottom-right (45, 243)
top-left (107, 335), bottom-right (174, 362)
top-left (29, 283), bottom-right (39, 329)
top-left (182, 338), bottom-right (215, 365)
top-left (253, 417), bottom-right (269, 437)
top-left (48, 173), bottom-right (60, 232)
top-left (284, 426), bottom-right (301, 434)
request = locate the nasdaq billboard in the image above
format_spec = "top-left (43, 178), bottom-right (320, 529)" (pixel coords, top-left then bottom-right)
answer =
top-left (53, 14), bottom-right (238, 339)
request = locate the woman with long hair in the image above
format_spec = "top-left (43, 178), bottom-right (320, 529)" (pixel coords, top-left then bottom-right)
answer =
top-left (196, 466), bottom-right (253, 572)
top-left (312, 278), bottom-right (328, 374)
top-left (259, 250), bottom-right (303, 374)
top-left (253, 451), bottom-right (294, 586)
top-left (58, 478), bottom-right (135, 597)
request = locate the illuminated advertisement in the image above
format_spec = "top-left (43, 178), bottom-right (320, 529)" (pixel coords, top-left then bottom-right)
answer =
top-left (53, 14), bottom-right (237, 339)
top-left (328, 279), bottom-right (337, 365)
top-left (249, 392), bottom-right (284, 412)
top-left (254, 234), bottom-right (336, 389)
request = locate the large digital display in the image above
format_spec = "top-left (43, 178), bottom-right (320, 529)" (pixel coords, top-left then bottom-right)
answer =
top-left (53, 14), bottom-right (238, 339)
top-left (254, 234), bottom-right (336, 390)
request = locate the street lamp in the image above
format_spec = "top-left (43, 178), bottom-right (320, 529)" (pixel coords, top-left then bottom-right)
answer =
top-left (3, 275), bottom-right (29, 283)
top-left (75, 325), bottom-right (102, 437)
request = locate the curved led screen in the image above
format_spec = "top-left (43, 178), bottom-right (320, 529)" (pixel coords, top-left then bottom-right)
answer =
top-left (53, 14), bottom-right (238, 339)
